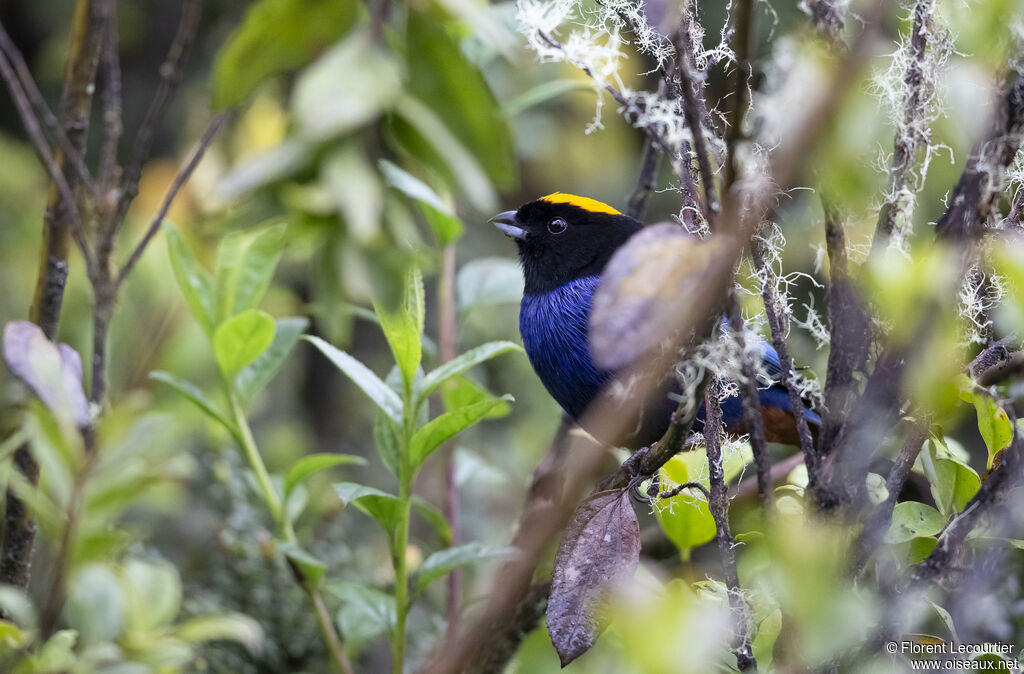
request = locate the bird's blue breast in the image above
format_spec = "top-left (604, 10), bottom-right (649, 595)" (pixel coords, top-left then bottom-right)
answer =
top-left (520, 276), bottom-right (610, 419)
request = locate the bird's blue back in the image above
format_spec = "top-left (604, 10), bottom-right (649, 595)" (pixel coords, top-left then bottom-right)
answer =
top-left (519, 275), bottom-right (820, 444)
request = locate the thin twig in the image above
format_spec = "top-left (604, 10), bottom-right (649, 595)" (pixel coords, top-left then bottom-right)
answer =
top-left (851, 423), bottom-right (929, 574)
top-left (115, 0), bottom-right (203, 232)
top-left (0, 50), bottom-right (91, 272)
top-left (626, 132), bottom-right (662, 221)
top-left (674, 15), bottom-right (719, 221)
top-left (750, 231), bottom-right (819, 481)
top-left (704, 384), bottom-right (757, 672)
top-left (723, 0), bottom-right (754, 193)
top-left (727, 297), bottom-right (773, 509)
top-left (0, 20), bottom-right (94, 188)
top-left (117, 112), bottom-right (228, 285)
top-left (97, 10), bottom-right (123, 197)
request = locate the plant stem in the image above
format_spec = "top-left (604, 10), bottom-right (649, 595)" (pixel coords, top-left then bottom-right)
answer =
top-left (438, 244), bottom-right (460, 635)
top-left (226, 389), bottom-right (353, 674)
top-left (392, 387), bottom-right (415, 674)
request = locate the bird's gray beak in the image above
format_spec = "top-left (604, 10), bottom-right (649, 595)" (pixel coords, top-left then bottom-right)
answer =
top-left (491, 210), bottom-right (528, 240)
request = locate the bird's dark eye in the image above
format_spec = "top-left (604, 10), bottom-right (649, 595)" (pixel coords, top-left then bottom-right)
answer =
top-left (547, 218), bottom-right (567, 234)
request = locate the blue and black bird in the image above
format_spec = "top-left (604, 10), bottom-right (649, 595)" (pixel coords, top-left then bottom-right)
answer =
top-left (493, 192), bottom-right (821, 449)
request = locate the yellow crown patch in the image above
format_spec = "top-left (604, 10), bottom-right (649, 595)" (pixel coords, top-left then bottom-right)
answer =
top-left (540, 192), bottom-right (621, 215)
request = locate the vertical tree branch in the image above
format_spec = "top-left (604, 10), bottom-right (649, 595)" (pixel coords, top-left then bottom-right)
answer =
top-left (750, 231), bottom-right (819, 482)
top-left (1, 0), bottom-right (111, 590)
top-left (818, 208), bottom-right (871, 457)
top-left (704, 384), bottom-right (757, 672)
top-left (723, 0), bottom-right (753, 193)
top-left (626, 132), bottom-right (661, 220)
top-left (870, 0), bottom-right (935, 256)
top-left (438, 244), bottom-right (461, 636)
top-left (674, 14), bottom-right (719, 221)
top-left (805, 0), bottom-right (847, 48)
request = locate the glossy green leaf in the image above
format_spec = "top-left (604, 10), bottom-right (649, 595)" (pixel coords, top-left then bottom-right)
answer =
top-left (304, 336), bottom-right (403, 423)
top-left (417, 341), bottom-right (521, 405)
top-left (292, 30), bottom-right (403, 140)
top-left (165, 223), bottom-right (216, 335)
top-left (654, 453), bottom-right (716, 551)
top-left (885, 502), bottom-right (946, 544)
top-left (405, 9), bottom-right (514, 189)
top-left (284, 453), bottom-right (366, 497)
top-left (213, 309), bottom-right (276, 378)
top-left (214, 223), bottom-right (287, 322)
top-left (331, 581), bottom-right (396, 645)
top-left (278, 542), bottom-right (326, 590)
top-left (373, 409), bottom-right (401, 477)
top-left (409, 395), bottom-right (513, 468)
top-left (212, 0), bottom-right (361, 109)
top-left (235, 317), bottom-right (308, 402)
top-left (752, 608), bottom-right (783, 670)
top-left (413, 542), bottom-right (515, 593)
top-left (973, 394), bottom-right (1013, 469)
top-left (149, 371), bottom-right (235, 436)
top-left (334, 482), bottom-right (403, 540)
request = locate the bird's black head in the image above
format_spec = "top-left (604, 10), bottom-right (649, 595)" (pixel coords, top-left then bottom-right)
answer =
top-left (492, 193), bottom-right (643, 294)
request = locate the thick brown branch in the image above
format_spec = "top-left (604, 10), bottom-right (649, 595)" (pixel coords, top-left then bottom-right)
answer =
top-left (935, 67), bottom-right (1024, 239)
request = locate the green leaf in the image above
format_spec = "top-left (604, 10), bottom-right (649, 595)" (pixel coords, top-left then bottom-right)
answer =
top-left (417, 341), bottom-right (521, 404)
top-left (235, 317), bottom-right (308, 402)
top-left (752, 608), bottom-right (782, 670)
top-left (212, 0), bottom-right (361, 109)
top-left (456, 257), bottom-right (524, 314)
top-left (278, 542), bottom-right (326, 590)
top-left (899, 536), bottom-right (939, 565)
top-left (292, 30), bottom-right (403, 140)
top-left (165, 223), bottom-right (216, 335)
top-left (973, 394), bottom-right (1013, 469)
top-left (214, 139), bottom-right (315, 201)
top-left (392, 95), bottom-right (497, 213)
top-left (214, 223), bottom-right (287, 322)
top-left (66, 565), bottom-right (124, 645)
top-left (409, 396), bottom-right (513, 468)
top-left (322, 146), bottom-right (383, 243)
top-left (405, 9), bottom-right (514, 189)
top-left (149, 371), bottom-right (235, 435)
top-left (440, 375), bottom-right (511, 418)
top-left (654, 453), bottom-right (716, 551)
top-left (378, 159), bottom-right (462, 244)
top-left (885, 502), bottom-right (946, 544)
top-left (413, 543), bottom-right (515, 593)
top-left (412, 496), bottom-right (452, 545)
top-left (122, 559), bottom-right (182, 631)
top-left (177, 613), bottom-right (263, 655)
top-left (502, 79), bottom-right (593, 117)
top-left (928, 457), bottom-right (981, 517)
top-left (330, 581), bottom-right (396, 645)
top-left (213, 309), bottom-right (277, 378)
top-left (284, 453), bottom-right (366, 497)
top-left (333, 482), bottom-right (403, 540)
top-left (286, 484), bottom-right (309, 524)
top-left (0, 585), bottom-right (37, 629)
top-left (374, 269), bottom-right (424, 393)
top-left (304, 336), bottom-right (403, 423)
top-left (373, 409), bottom-right (401, 477)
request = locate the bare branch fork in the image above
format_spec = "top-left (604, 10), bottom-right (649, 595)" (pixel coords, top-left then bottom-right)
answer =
top-left (0, 0), bottom-right (216, 590)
